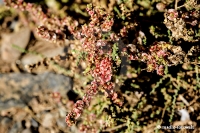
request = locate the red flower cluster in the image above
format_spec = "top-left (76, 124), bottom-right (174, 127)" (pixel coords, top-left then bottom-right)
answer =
top-left (65, 100), bottom-right (84, 126)
top-left (130, 41), bottom-right (172, 75)
top-left (36, 26), bottom-right (66, 43)
top-left (167, 9), bottom-right (178, 21)
top-left (4, 0), bottom-right (33, 11)
top-left (92, 57), bottom-right (112, 84)
top-left (65, 4), bottom-right (123, 126)
top-left (4, 0), bottom-right (79, 43)
top-left (142, 42), bottom-right (171, 75)
top-left (65, 80), bottom-right (99, 126)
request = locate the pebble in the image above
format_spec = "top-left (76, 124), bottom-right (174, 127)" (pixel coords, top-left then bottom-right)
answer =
top-left (42, 113), bottom-right (53, 128)
top-left (0, 27), bottom-right (30, 63)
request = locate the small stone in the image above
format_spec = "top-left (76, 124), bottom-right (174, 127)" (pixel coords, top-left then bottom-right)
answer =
top-left (0, 27), bottom-right (31, 63)
top-left (56, 118), bottom-right (66, 128)
top-left (1, 117), bottom-right (12, 125)
top-left (22, 129), bottom-right (31, 133)
top-left (31, 119), bottom-right (39, 128)
top-left (178, 109), bottom-right (190, 121)
top-left (21, 40), bottom-right (65, 66)
top-left (58, 107), bottom-right (67, 117)
top-left (42, 113), bottom-right (53, 128)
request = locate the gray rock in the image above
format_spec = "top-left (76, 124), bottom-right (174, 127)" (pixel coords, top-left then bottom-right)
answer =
top-left (1, 117), bottom-right (12, 126)
top-left (0, 72), bottom-right (72, 111)
top-left (0, 99), bottom-right (26, 111)
top-left (8, 121), bottom-right (23, 133)
top-left (31, 119), bottom-right (39, 128)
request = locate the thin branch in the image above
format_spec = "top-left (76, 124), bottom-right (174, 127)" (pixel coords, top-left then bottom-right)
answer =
top-left (102, 123), bottom-right (127, 132)
top-left (177, 4), bottom-right (185, 9)
top-left (175, 0), bottom-right (179, 10)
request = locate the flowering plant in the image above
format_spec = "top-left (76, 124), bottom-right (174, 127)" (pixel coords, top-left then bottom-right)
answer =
top-left (65, 4), bottom-right (124, 126)
top-left (3, 0), bottom-right (200, 132)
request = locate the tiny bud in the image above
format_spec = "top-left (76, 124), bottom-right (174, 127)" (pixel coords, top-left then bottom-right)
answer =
top-left (156, 3), bottom-right (166, 12)
top-left (167, 9), bottom-right (178, 21)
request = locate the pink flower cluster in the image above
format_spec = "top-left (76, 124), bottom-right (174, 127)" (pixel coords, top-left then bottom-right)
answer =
top-left (79, 4), bottom-right (117, 54)
top-left (120, 26), bottom-right (128, 37)
top-left (146, 42), bottom-right (171, 75)
top-left (130, 41), bottom-right (171, 75)
top-left (167, 9), bottom-right (178, 21)
top-left (65, 4), bottom-right (124, 126)
top-left (4, 0), bottom-right (79, 42)
top-left (65, 80), bottom-right (99, 126)
top-left (101, 18), bottom-right (114, 32)
top-left (65, 100), bottom-right (84, 126)
top-left (4, 0), bottom-right (33, 11)
top-left (86, 3), bottom-right (114, 32)
top-left (143, 42), bottom-right (171, 75)
top-left (36, 26), bottom-right (66, 43)
top-left (92, 57), bottom-right (112, 84)
top-left (4, 0), bottom-right (48, 26)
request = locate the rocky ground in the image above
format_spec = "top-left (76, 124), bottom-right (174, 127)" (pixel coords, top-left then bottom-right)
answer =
top-left (0, 72), bottom-right (79, 133)
top-left (0, 0), bottom-right (200, 133)
top-left (0, 2), bottom-right (80, 132)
